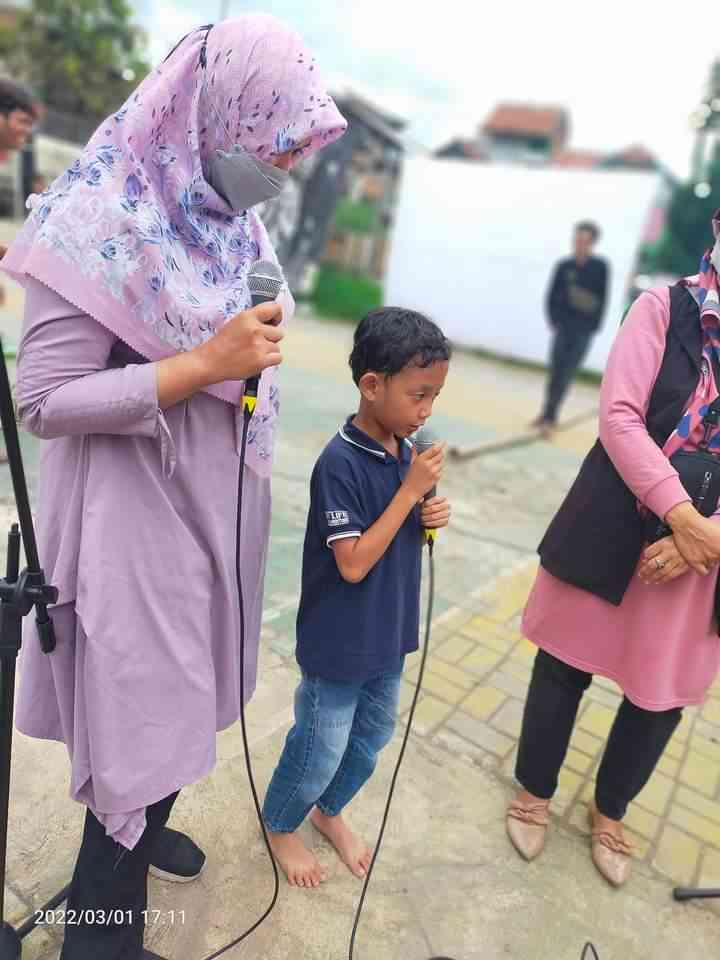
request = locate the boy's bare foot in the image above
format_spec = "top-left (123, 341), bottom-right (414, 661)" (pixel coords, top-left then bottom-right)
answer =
top-left (309, 809), bottom-right (372, 879)
top-left (266, 829), bottom-right (327, 888)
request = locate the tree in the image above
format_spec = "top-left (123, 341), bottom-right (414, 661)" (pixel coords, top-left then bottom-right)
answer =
top-left (646, 60), bottom-right (720, 277)
top-left (0, 0), bottom-right (151, 121)
top-left (647, 149), bottom-right (720, 277)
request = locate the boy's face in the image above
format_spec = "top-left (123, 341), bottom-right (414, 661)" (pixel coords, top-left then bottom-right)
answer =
top-left (364, 359), bottom-right (449, 438)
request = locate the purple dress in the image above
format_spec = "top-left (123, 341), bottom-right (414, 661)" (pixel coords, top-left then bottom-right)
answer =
top-left (14, 279), bottom-right (281, 848)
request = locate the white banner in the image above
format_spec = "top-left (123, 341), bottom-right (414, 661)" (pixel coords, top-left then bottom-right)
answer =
top-left (385, 157), bottom-right (663, 373)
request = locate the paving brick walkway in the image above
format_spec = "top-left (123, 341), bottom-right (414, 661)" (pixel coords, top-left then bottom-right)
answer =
top-left (395, 557), bottom-right (720, 898)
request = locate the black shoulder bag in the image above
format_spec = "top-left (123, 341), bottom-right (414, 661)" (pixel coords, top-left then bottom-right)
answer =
top-left (645, 396), bottom-right (720, 543)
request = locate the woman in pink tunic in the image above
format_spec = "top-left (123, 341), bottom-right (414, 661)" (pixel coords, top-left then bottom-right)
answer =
top-left (3, 16), bottom-right (345, 960)
top-left (507, 215), bottom-right (720, 888)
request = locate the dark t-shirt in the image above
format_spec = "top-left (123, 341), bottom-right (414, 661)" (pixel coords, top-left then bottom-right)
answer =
top-left (546, 256), bottom-right (609, 334)
top-left (295, 417), bottom-right (423, 683)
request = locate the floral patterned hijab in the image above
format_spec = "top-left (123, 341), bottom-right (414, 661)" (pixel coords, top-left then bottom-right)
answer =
top-left (2, 15), bottom-right (347, 405)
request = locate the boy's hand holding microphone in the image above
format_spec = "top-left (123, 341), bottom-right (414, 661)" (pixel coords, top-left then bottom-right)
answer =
top-left (409, 427), bottom-right (452, 541)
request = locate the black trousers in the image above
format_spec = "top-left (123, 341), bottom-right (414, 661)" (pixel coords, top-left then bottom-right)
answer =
top-left (516, 651), bottom-right (682, 820)
top-left (59, 791), bottom-right (179, 960)
top-left (542, 325), bottom-right (593, 424)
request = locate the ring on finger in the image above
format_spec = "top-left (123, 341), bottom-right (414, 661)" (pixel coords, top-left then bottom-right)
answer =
top-left (655, 558), bottom-right (666, 570)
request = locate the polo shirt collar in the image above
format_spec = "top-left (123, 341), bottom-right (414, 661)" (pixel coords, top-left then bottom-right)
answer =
top-left (339, 416), bottom-right (413, 463)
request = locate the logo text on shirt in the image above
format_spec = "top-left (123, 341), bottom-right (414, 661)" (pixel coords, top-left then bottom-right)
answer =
top-left (326, 510), bottom-right (350, 527)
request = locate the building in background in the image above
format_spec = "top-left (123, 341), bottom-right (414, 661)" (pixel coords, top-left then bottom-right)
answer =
top-left (279, 92), bottom-right (407, 294)
top-left (480, 103), bottom-right (569, 165)
top-left (436, 101), bottom-right (662, 173)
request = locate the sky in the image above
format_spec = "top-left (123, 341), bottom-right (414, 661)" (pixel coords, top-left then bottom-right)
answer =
top-left (137, 0), bottom-right (714, 180)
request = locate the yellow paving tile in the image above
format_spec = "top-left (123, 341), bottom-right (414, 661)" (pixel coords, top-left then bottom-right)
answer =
top-left (675, 786), bottom-right (720, 825)
top-left (579, 703), bottom-right (615, 739)
top-left (668, 805), bottom-right (720, 848)
top-left (657, 754), bottom-right (681, 778)
top-left (460, 646), bottom-right (504, 676)
top-left (511, 637), bottom-right (537, 661)
top-left (432, 606), bottom-right (474, 632)
top-left (691, 735), bottom-right (720, 762)
top-left (552, 769), bottom-right (583, 814)
top-left (699, 848), bottom-right (720, 886)
top-left (665, 737), bottom-right (686, 761)
top-left (398, 680), bottom-right (420, 715)
top-left (635, 772), bottom-right (674, 816)
top-left (653, 826), bottom-right (701, 885)
top-left (491, 699), bottom-right (525, 738)
top-left (570, 729), bottom-right (603, 758)
top-left (477, 567), bottom-right (536, 624)
top-left (433, 634), bottom-right (477, 664)
top-left (679, 752), bottom-right (720, 797)
top-left (564, 748), bottom-right (594, 775)
top-left (416, 670), bottom-right (468, 705)
top-left (404, 696), bottom-right (454, 735)
top-left (702, 699), bottom-right (720, 727)
top-left (568, 802), bottom-right (592, 836)
top-left (624, 805), bottom-right (660, 841)
top-left (461, 686), bottom-right (507, 722)
top-left (624, 831), bottom-right (651, 859)
top-left (504, 657), bottom-right (533, 682)
top-left (424, 657), bottom-right (477, 691)
top-left (581, 781), bottom-right (596, 805)
top-left (674, 715), bottom-right (692, 743)
top-left (459, 617), bottom-right (514, 654)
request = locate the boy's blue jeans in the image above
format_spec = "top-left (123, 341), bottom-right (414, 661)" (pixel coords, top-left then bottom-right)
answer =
top-left (262, 666), bottom-right (403, 832)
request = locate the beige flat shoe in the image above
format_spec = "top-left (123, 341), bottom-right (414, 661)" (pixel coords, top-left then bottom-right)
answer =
top-left (506, 794), bottom-right (551, 861)
top-left (588, 806), bottom-right (633, 887)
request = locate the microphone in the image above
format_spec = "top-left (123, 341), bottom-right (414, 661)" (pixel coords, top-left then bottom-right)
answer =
top-left (413, 425), bottom-right (441, 545)
top-left (244, 259), bottom-right (284, 416)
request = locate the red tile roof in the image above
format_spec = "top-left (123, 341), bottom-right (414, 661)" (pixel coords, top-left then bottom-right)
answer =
top-left (608, 144), bottom-right (657, 167)
top-left (483, 103), bottom-right (568, 138)
top-left (554, 149), bottom-right (602, 168)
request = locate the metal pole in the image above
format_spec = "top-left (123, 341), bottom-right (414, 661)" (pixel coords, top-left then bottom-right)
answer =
top-left (219, 0), bottom-right (230, 19)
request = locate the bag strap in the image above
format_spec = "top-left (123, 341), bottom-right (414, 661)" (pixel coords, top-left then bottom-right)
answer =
top-left (700, 395), bottom-right (720, 450)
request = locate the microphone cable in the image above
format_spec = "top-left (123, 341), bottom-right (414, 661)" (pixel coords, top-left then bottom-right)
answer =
top-left (348, 534), bottom-right (435, 959)
top-left (201, 399), bottom-right (438, 959)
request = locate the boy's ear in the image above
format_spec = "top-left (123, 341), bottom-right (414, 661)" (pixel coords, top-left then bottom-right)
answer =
top-left (358, 371), bottom-right (380, 401)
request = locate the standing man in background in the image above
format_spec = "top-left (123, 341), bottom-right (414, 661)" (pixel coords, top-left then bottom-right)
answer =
top-left (532, 221), bottom-right (609, 439)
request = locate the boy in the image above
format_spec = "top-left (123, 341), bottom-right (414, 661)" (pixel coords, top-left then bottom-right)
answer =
top-left (262, 307), bottom-right (452, 888)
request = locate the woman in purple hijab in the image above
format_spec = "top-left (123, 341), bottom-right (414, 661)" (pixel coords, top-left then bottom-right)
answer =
top-left (2, 16), bottom-right (346, 960)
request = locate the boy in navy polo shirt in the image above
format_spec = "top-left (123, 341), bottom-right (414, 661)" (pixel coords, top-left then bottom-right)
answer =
top-left (262, 307), bottom-right (452, 888)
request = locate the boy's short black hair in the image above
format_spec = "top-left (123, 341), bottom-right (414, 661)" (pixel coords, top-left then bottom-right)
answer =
top-left (576, 220), bottom-right (600, 243)
top-left (349, 307), bottom-right (451, 385)
top-left (0, 78), bottom-right (38, 119)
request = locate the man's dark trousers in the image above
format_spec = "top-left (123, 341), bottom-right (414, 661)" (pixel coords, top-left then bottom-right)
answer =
top-left (542, 324), bottom-right (593, 424)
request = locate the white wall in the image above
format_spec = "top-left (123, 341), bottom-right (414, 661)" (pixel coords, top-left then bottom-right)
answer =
top-left (35, 133), bottom-right (82, 183)
top-left (385, 157), bottom-right (663, 373)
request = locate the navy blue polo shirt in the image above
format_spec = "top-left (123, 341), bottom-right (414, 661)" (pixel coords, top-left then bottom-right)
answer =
top-left (296, 417), bottom-right (423, 683)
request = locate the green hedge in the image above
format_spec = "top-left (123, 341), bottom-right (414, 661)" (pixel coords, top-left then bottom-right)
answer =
top-left (333, 199), bottom-right (378, 234)
top-left (312, 265), bottom-right (383, 321)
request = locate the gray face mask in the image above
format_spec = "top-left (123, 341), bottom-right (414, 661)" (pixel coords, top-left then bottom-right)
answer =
top-left (207, 145), bottom-right (290, 212)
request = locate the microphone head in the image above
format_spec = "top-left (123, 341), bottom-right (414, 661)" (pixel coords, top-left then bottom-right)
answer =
top-left (248, 260), bottom-right (284, 300)
top-left (413, 424), bottom-right (440, 454)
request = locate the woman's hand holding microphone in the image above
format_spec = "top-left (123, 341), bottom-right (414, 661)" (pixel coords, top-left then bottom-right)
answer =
top-left (156, 302), bottom-right (284, 409)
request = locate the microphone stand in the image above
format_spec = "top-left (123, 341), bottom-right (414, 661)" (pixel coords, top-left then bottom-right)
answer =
top-left (0, 337), bottom-right (67, 958)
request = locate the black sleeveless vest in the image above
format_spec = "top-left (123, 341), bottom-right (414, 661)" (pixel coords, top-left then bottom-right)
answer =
top-left (538, 285), bottom-right (720, 610)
